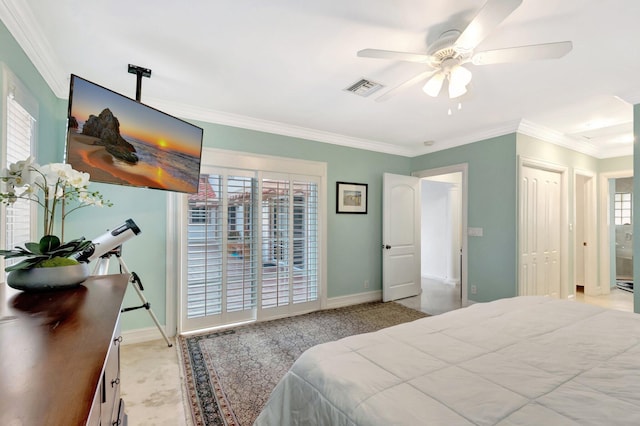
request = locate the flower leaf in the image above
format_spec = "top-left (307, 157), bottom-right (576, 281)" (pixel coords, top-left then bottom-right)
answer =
top-left (0, 248), bottom-right (31, 258)
top-left (39, 235), bottom-right (61, 253)
top-left (5, 257), bottom-right (44, 271)
top-left (24, 242), bottom-right (43, 255)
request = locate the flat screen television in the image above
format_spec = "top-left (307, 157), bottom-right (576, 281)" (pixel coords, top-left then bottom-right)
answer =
top-left (65, 74), bottom-right (204, 194)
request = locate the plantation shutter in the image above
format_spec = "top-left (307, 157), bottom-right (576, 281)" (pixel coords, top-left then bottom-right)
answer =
top-left (186, 171), bottom-right (257, 325)
top-left (179, 153), bottom-right (323, 332)
top-left (226, 175), bottom-right (257, 312)
top-left (3, 95), bottom-right (36, 273)
top-left (261, 177), bottom-right (319, 310)
top-left (292, 180), bottom-right (319, 303)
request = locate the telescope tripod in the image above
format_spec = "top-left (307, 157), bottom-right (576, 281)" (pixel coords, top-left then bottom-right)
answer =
top-left (93, 247), bottom-right (173, 347)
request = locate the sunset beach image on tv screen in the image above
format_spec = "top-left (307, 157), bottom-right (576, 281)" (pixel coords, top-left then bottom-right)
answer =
top-left (66, 75), bottom-right (203, 194)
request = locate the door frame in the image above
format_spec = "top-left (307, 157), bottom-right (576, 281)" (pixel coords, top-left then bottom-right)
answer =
top-left (598, 169), bottom-right (633, 296)
top-left (573, 169), bottom-right (598, 297)
top-left (518, 156), bottom-right (569, 298)
top-left (412, 163), bottom-right (468, 307)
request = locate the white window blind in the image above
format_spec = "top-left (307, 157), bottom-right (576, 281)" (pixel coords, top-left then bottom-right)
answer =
top-left (261, 178), bottom-right (318, 309)
top-left (187, 174), bottom-right (224, 318)
top-left (186, 172), bottom-right (258, 320)
top-left (3, 95), bottom-right (35, 272)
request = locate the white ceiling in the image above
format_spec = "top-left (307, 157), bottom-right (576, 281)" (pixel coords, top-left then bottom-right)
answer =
top-left (2, 0), bottom-right (639, 158)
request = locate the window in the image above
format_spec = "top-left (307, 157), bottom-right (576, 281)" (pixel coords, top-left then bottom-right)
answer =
top-left (2, 73), bottom-right (37, 275)
top-left (177, 149), bottom-right (326, 332)
top-left (614, 192), bottom-right (632, 225)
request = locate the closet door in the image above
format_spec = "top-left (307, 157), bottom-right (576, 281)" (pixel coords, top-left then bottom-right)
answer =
top-left (519, 165), bottom-right (562, 298)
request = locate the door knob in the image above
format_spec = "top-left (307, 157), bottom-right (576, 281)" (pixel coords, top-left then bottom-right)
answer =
top-left (383, 245), bottom-right (391, 250)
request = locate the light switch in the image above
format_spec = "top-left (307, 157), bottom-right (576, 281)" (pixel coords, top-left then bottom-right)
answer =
top-left (468, 227), bottom-right (483, 237)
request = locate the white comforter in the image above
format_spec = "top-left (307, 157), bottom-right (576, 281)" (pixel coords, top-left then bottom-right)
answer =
top-left (255, 296), bottom-right (640, 425)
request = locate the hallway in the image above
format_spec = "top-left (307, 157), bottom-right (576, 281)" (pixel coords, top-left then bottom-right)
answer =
top-left (575, 286), bottom-right (634, 313)
top-left (398, 280), bottom-right (634, 315)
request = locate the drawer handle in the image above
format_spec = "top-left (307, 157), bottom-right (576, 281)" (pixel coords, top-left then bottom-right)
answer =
top-left (111, 378), bottom-right (120, 387)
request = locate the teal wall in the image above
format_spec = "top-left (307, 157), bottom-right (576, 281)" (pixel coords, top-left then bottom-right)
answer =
top-left (600, 156), bottom-right (633, 173)
top-left (410, 134), bottom-right (518, 302)
top-left (0, 21), bottom-right (66, 164)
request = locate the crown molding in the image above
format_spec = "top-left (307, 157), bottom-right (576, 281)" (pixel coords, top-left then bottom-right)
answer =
top-left (0, 0), bottom-right (67, 97)
top-left (146, 97), bottom-right (418, 157)
top-left (517, 119), bottom-right (604, 158)
top-left (415, 120), bottom-right (521, 156)
top-left (617, 90), bottom-right (640, 106)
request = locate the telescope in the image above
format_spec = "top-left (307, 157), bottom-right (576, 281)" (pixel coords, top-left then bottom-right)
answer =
top-left (75, 218), bottom-right (141, 263)
top-left (74, 218), bottom-right (171, 347)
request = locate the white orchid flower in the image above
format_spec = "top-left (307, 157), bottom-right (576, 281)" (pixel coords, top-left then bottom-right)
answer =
top-left (66, 169), bottom-right (90, 188)
top-left (1, 158), bottom-right (111, 240)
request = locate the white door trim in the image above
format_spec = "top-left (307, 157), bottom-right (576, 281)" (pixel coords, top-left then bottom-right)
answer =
top-left (598, 169), bottom-right (633, 296)
top-left (573, 169), bottom-right (598, 297)
top-left (518, 156), bottom-right (569, 298)
top-left (412, 163), bottom-right (469, 307)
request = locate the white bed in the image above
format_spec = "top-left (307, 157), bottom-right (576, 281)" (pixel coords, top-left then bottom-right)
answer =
top-left (255, 296), bottom-right (640, 425)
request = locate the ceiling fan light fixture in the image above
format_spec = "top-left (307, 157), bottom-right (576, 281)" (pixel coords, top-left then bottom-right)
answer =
top-left (448, 65), bottom-right (472, 98)
top-left (422, 72), bottom-right (445, 97)
top-left (448, 80), bottom-right (468, 99)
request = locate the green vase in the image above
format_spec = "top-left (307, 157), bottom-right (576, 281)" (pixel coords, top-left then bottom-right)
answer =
top-left (7, 263), bottom-right (90, 291)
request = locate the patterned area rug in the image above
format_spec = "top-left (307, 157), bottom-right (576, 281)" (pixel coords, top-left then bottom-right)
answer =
top-left (178, 301), bottom-right (427, 426)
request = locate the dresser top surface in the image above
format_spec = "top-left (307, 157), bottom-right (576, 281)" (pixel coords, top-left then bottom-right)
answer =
top-left (0, 274), bottom-right (129, 426)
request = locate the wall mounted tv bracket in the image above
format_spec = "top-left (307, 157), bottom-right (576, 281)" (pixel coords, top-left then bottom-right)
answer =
top-left (127, 64), bottom-right (152, 102)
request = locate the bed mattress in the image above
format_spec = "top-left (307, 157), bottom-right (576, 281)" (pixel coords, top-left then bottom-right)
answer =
top-left (255, 296), bottom-right (640, 425)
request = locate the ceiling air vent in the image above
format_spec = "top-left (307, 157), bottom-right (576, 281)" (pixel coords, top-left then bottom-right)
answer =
top-left (345, 78), bottom-right (384, 97)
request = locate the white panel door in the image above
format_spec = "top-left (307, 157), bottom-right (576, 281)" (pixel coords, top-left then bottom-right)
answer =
top-left (520, 166), bottom-right (561, 298)
top-left (383, 173), bottom-right (421, 302)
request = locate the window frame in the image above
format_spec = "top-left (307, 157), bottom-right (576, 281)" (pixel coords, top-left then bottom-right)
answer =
top-left (614, 192), bottom-right (632, 226)
top-left (1, 64), bottom-right (38, 279)
top-left (168, 148), bottom-right (327, 333)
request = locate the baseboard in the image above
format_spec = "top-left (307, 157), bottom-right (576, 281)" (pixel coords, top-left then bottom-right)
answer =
top-left (422, 274), bottom-right (460, 286)
top-left (124, 291), bottom-right (384, 342)
top-left (421, 273), bottom-right (445, 281)
top-left (122, 326), bottom-right (175, 346)
top-left (325, 290), bottom-right (382, 309)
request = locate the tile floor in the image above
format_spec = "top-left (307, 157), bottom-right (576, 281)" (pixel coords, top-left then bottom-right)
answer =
top-left (120, 282), bottom-right (634, 424)
top-left (396, 277), bottom-right (463, 315)
top-left (120, 338), bottom-right (190, 425)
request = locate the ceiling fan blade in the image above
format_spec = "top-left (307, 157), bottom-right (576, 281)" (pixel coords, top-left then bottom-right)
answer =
top-left (375, 70), bottom-right (437, 102)
top-left (454, 0), bottom-right (523, 53)
top-left (358, 48), bottom-right (434, 64)
top-left (471, 41), bottom-right (573, 65)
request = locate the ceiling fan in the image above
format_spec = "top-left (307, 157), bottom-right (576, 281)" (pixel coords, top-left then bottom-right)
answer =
top-left (358, 0), bottom-right (572, 101)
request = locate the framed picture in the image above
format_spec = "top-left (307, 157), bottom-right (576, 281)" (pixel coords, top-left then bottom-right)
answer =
top-left (336, 181), bottom-right (368, 214)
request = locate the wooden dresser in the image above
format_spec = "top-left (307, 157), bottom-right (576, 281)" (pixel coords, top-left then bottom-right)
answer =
top-left (0, 274), bottom-right (129, 425)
